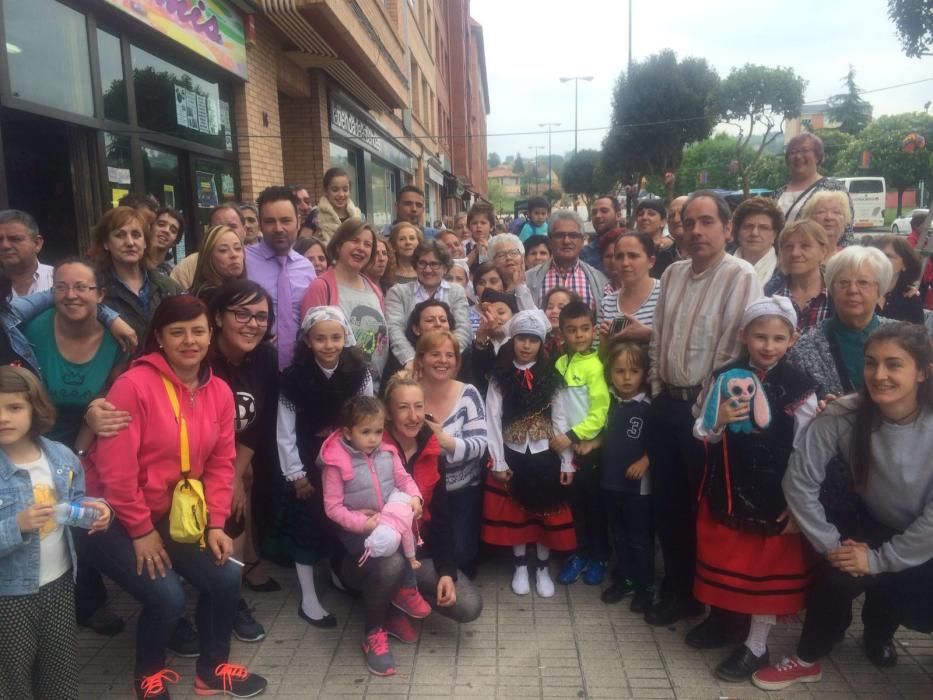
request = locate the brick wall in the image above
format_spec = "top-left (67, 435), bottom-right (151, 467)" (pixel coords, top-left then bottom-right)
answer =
top-left (279, 70), bottom-right (331, 201)
top-left (234, 16), bottom-right (284, 201)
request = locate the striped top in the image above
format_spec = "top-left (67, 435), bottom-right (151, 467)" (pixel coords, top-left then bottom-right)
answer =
top-left (440, 382), bottom-right (489, 492)
top-left (648, 254), bottom-right (762, 397)
top-left (598, 278), bottom-right (661, 327)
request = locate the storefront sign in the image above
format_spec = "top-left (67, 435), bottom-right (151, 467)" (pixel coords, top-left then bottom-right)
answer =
top-left (330, 103), bottom-right (380, 151)
top-left (427, 164), bottom-right (444, 186)
top-left (104, 0), bottom-right (247, 79)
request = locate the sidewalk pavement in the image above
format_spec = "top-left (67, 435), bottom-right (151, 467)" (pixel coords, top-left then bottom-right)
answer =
top-left (77, 556), bottom-right (933, 699)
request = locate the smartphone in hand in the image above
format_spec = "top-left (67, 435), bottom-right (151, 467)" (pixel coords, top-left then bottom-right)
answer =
top-left (609, 316), bottom-right (630, 336)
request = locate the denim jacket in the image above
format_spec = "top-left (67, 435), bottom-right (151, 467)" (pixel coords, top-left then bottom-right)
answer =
top-left (2, 291), bottom-right (120, 374)
top-left (0, 437), bottom-right (88, 595)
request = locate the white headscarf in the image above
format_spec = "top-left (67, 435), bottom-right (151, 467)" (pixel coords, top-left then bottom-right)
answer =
top-left (741, 295), bottom-right (797, 331)
top-left (506, 309), bottom-right (550, 342)
top-left (299, 305), bottom-right (356, 346)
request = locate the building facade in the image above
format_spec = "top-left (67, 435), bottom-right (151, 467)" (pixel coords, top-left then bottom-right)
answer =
top-left (0, 0), bottom-right (489, 260)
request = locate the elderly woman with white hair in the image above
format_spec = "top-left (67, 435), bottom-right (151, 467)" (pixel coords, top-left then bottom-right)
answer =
top-left (385, 239), bottom-right (471, 371)
top-left (801, 190), bottom-right (853, 257)
top-left (787, 245), bottom-right (894, 399)
top-left (488, 232), bottom-right (536, 310)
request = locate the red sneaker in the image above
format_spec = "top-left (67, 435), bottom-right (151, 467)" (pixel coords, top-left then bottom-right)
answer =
top-left (362, 627), bottom-right (396, 676)
top-left (752, 657), bottom-right (822, 691)
top-left (391, 585), bottom-right (431, 619)
top-left (386, 607), bottom-right (420, 644)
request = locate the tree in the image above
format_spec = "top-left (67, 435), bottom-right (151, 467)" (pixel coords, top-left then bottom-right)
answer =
top-left (487, 179), bottom-right (513, 215)
top-left (512, 153), bottom-right (525, 175)
top-left (562, 149), bottom-right (613, 207)
top-left (676, 134), bottom-right (743, 195)
top-left (835, 112), bottom-right (933, 215)
top-left (714, 64), bottom-right (806, 196)
top-left (601, 50), bottom-right (719, 199)
top-left (814, 128), bottom-right (856, 176)
top-left (827, 67), bottom-right (872, 135)
top-left (487, 152), bottom-right (501, 168)
top-left (888, 0), bottom-right (933, 57)
top-left (504, 154), bottom-right (514, 165)
top-left (747, 153), bottom-right (787, 192)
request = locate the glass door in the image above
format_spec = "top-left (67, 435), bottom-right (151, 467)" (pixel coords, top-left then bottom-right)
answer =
top-left (141, 142), bottom-right (186, 259)
top-left (191, 157), bottom-right (238, 248)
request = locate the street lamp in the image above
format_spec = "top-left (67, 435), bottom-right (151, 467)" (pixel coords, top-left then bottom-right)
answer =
top-left (528, 145), bottom-right (543, 195)
top-left (539, 122), bottom-right (561, 193)
top-left (559, 76), bottom-right (593, 154)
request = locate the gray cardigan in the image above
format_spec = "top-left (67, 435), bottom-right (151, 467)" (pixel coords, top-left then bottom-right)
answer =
top-left (524, 258), bottom-right (608, 308)
top-left (385, 281), bottom-right (471, 365)
top-left (783, 396), bottom-right (933, 574)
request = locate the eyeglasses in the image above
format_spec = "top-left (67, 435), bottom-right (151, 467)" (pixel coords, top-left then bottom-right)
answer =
top-left (416, 260), bottom-right (443, 271)
top-left (493, 249), bottom-right (522, 260)
top-left (550, 232), bottom-right (583, 241)
top-left (52, 283), bottom-right (97, 294)
top-left (832, 278), bottom-right (876, 292)
top-left (228, 309), bottom-right (270, 326)
top-left (787, 148), bottom-right (814, 157)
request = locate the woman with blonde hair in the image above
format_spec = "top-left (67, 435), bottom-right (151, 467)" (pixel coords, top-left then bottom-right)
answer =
top-left (801, 190), bottom-right (853, 256)
top-left (765, 219), bottom-right (833, 332)
top-left (189, 225), bottom-right (246, 300)
top-left (88, 206), bottom-right (181, 338)
top-left (389, 222), bottom-right (423, 284)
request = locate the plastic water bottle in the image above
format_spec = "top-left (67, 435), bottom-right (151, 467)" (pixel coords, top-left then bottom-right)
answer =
top-left (53, 502), bottom-right (100, 529)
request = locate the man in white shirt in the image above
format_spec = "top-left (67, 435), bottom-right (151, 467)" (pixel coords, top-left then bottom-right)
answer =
top-left (0, 210), bottom-right (53, 298)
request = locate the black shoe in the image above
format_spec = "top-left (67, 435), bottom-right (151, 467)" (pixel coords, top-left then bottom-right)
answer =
top-left (864, 636), bottom-right (898, 667)
top-left (715, 645), bottom-right (770, 682)
top-left (685, 609), bottom-right (748, 649)
top-left (298, 605), bottom-right (337, 629)
top-left (242, 562), bottom-right (282, 593)
top-left (233, 599), bottom-right (266, 642)
top-left (134, 669), bottom-right (179, 699)
top-left (630, 589), bottom-right (653, 614)
top-left (78, 606), bottom-right (125, 636)
top-left (601, 580), bottom-right (634, 604)
top-left (167, 617), bottom-right (199, 658)
top-left (644, 594), bottom-right (705, 627)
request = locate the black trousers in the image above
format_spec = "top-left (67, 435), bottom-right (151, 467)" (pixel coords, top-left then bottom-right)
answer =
top-left (605, 490), bottom-right (654, 589)
top-left (797, 510), bottom-right (933, 662)
top-left (645, 391), bottom-right (705, 597)
top-left (569, 455), bottom-right (610, 562)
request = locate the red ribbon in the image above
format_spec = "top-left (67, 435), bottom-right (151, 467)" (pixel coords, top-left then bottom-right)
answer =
top-left (518, 368), bottom-right (534, 391)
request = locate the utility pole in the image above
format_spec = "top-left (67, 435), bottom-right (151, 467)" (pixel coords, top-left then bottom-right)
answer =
top-left (559, 76), bottom-right (593, 153)
top-left (539, 122), bottom-right (560, 193)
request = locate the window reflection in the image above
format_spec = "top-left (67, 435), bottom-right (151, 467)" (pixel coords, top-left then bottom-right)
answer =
top-left (98, 30), bottom-right (127, 122)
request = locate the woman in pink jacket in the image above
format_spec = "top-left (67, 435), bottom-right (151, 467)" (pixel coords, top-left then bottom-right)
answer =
top-left (80, 296), bottom-right (267, 699)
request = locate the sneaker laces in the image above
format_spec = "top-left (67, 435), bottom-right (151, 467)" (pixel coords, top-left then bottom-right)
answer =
top-left (774, 656), bottom-right (800, 671)
top-left (366, 629), bottom-right (390, 655)
top-left (212, 663), bottom-right (249, 693)
top-left (139, 669), bottom-right (180, 698)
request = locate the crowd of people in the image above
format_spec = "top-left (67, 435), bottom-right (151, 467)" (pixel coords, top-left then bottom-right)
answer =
top-left (0, 131), bottom-right (931, 698)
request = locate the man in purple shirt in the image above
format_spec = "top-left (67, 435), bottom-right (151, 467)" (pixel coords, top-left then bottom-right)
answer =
top-left (246, 186), bottom-right (316, 369)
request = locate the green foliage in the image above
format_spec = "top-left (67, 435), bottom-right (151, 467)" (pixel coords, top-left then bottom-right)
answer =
top-left (601, 50), bottom-right (719, 185)
top-left (512, 153), bottom-right (525, 175)
top-left (826, 67), bottom-right (873, 135)
top-left (676, 134), bottom-right (743, 195)
top-left (487, 179), bottom-right (514, 215)
top-left (747, 153), bottom-right (786, 192)
top-left (487, 152), bottom-right (501, 168)
top-left (834, 112), bottom-right (933, 214)
top-left (713, 64), bottom-right (806, 195)
top-left (561, 149), bottom-right (613, 202)
top-left (888, 0), bottom-right (933, 57)
top-left (814, 128), bottom-right (856, 176)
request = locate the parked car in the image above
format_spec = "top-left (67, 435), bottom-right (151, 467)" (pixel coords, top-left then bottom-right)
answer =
top-left (891, 208), bottom-right (928, 235)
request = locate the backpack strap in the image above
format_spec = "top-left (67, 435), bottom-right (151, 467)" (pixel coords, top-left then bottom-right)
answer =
top-left (160, 375), bottom-right (191, 475)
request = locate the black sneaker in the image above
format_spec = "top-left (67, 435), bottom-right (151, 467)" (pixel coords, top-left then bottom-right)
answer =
top-left (630, 588), bottom-right (653, 614)
top-left (194, 663), bottom-right (267, 697)
top-left (600, 579), bottom-right (634, 604)
top-left (233, 599), bottom-right (266, 643)
top-left (716, 645), bottom-right (770, 682)
top-left (168, 617), bottom-right (199, 658)
top-left (134, 669), bottom-right (179, 699)
top-left (78, 606), bottom-right (125, 636)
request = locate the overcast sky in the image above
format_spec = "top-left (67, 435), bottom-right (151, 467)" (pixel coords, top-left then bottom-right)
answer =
top-left (470, 0), bottom-right (933, 162)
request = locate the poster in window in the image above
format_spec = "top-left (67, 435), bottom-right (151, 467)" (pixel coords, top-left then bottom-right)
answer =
top-left (163, 184), bottom-right (176, 209)
top-left (185, 90), bottom-right (199, 131)
top-left (196, 94), bottom-right (209, 134)
top-left (221, 174), bottom-right (235, 197)
top-left (219, 100), bottom-right (233, 151)
top-left (175, 86), bottom-right (189, 130)
top-left (196, 171), bottom-right (218, 208)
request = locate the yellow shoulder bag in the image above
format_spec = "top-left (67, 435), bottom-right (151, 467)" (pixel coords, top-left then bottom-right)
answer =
top-left (162, 375), bottom-right (207, 546)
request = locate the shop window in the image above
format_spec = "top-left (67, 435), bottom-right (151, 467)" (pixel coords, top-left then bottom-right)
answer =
top-left (98, 30), bottom-right (128, 123)
top-left (4, 0), bottom-right (93, 116)
top-left (329, 142), bottom-right (362, 212)
top-left (131, 46), bottom-right (233, 152)
top-left (369, 161), bottom-right (398, 230)
top-left (104, 132), bottom-right (132, 209)
top-left (192, 157), bottom-right (237, 246)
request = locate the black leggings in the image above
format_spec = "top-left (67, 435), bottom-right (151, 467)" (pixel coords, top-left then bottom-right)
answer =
top-left (340, 552), bottom-right (406, 630)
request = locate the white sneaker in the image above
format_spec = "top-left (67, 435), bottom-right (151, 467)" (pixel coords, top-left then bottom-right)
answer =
top-left (536, 566), bottom-right (555, 598)
top-left (511, 565), bottom-right (530, 595)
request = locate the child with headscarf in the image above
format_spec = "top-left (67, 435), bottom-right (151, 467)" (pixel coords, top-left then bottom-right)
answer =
top-left (274, 306), bottom-right (374, 629)
top-left (479, 309), bottom-right (576, 598)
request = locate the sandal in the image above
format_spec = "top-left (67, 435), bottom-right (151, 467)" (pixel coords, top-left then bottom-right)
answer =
top-left (242, 561), bottom-right (282, 593)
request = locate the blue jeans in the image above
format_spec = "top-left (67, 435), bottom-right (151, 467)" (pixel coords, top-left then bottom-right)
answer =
top-left (76, 520), bottom-right (240, 678)
top-left (447, 482), bottom-right (483, 574)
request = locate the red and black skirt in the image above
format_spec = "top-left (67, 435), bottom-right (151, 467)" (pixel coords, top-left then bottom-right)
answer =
top-left (481, 446), bottom-right (576, 551)
top-left (694, 499), bottom-right (816, 615)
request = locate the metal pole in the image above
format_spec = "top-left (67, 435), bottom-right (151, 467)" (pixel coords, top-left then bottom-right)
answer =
top-left (574, 79), bottom-right (579, 154)
top-left (547, 125), bottom-right (552, 185)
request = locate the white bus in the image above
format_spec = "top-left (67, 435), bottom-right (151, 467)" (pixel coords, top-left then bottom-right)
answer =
top-left (840, 177), bottom-right (886, 229)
